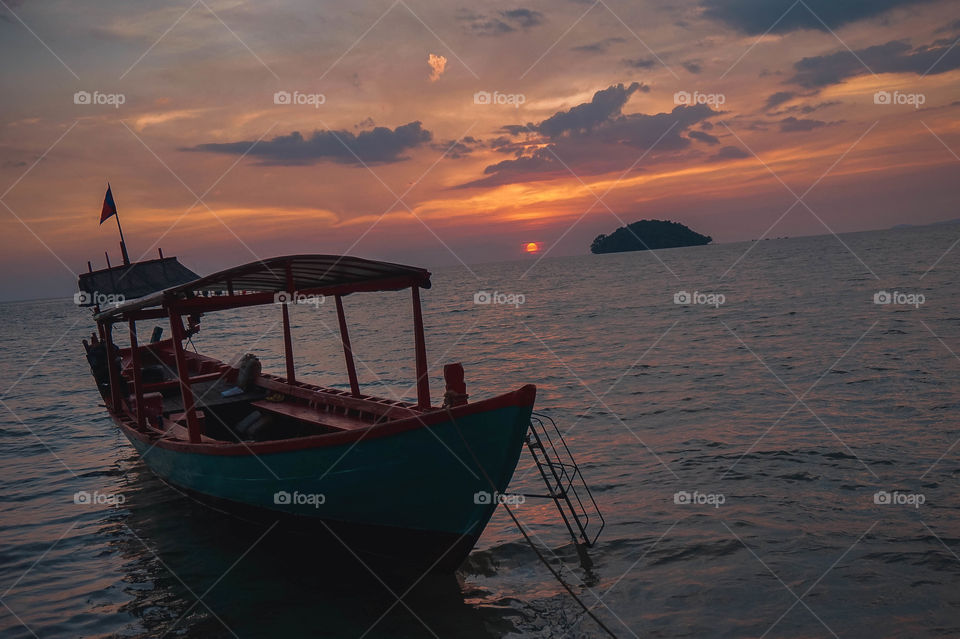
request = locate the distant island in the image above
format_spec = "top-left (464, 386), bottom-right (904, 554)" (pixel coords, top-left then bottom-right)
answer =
top-left (591, 219), bottom-right (712, 254)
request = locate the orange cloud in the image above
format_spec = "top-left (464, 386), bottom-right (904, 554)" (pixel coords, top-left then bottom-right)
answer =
top-left (427, 53), bottom-right (447, 82)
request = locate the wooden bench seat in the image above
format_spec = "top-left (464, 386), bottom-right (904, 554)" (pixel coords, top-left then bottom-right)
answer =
top-left (250, 399), bottom-right (375, 431)
top-left (161, 418), bottom-right (219, 443)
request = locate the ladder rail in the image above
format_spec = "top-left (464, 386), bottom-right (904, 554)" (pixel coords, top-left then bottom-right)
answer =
top-left (525, 412), bottom-right (605, 547)
top-left (529, 437), bottom-right (593, 535)
top-left (527, 429), bottom-right (582, 546)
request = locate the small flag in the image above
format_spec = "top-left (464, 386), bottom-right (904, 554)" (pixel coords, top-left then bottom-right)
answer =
top-left (100, 184), bottom-right (117, 224)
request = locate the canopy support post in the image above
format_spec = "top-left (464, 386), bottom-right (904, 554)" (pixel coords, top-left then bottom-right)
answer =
top-left (169, 309), bottom-right (201, 443)
top-left (335, 295), bottom-right (360, 397)
top-left (412, 286), bottom-right (430, 409)
top-left (128, 319), bottom-right (145, 429)
top-left (103, 322), bottom-right (122, 412)
top-left (281, 302), bottom-right (296, 384)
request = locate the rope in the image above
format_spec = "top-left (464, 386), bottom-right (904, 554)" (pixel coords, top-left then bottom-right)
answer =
top-left (450, 417), bottom-right (619, 639)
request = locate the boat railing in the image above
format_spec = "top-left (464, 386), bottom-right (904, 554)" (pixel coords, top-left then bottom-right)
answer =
top-left (255, 374), bottom-right (420, 422)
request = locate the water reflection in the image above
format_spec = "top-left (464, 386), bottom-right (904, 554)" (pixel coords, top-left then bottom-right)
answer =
top-left (114, 460), bottom-right (520, 638)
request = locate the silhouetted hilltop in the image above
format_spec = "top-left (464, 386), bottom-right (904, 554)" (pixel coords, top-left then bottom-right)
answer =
top-left (591, 220), bottom-right (712, 254)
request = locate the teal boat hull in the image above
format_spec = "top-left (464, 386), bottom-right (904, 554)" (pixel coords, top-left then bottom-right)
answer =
top-left (115, 386), bottom-right (536, 571)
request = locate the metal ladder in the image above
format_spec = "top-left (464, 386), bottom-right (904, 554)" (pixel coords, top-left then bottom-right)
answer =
top-left (524, 412), bottom-right (605, 546)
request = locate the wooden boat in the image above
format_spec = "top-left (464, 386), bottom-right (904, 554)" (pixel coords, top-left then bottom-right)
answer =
top-left (79, 254), bottom-right (536, 571)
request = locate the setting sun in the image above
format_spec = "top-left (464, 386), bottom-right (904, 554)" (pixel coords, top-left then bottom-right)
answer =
top-left (524, 242), bottom-right (541, 254)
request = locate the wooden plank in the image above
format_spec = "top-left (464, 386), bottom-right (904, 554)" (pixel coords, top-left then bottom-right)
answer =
top-left (255, 375), bottom-right (420, 419)
top-left (162, 420), bottom-right (218, 443)
top-left (250, 400), bottom-right (372, 431)
top-left (140, 369), bottom-right (229, 392)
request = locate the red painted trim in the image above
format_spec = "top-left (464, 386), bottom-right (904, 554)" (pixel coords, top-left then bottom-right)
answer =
top-left (255, 375), bottom-right (417, 419)
top-left (412, 286), bottom-right (430, 409)
top-left (168, 311), bottom-right (202, 443)
top-left (335, 295), bottom-right (360, 396)
top-left (111, 384), bottom-right (536, 456)
top-left (141, 370), bottom-right (227, 393)
top-left (128, 319), bottom-right (145, 429)
top-left (281, 302), bottom-right (296, 384)
top-left (103, 323), bottom-right (122, 411)
top-left (125, 308), bottom-right (169, 321)
top-left (167, 276), bottom-right (424, 314)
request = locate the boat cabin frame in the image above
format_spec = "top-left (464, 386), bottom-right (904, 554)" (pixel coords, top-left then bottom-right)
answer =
top-left (90, 255), bottom-right (434, 444)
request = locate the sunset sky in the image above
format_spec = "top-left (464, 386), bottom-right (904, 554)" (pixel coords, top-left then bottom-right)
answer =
top-left (1, 0), bottom-right (958, 300)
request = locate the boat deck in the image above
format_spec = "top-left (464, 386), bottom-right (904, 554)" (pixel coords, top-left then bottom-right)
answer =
top-left (249, 399), bottom-right (373, 431)
top-left (160, 377), bottom-right (267, 413)
top-left (118, 349), bottom-right (423, 442)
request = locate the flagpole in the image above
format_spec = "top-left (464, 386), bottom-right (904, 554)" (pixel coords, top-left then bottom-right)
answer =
top-left (106, 183), bottom-right (131, 266)
top-left (115, 211), bottom-right (130, 266)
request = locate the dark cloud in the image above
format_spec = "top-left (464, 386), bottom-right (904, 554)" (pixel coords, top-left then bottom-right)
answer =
top-left (765, 91), bottom-right (795, 109)
top-left (489, 135), bottom-right (527, 155)
top-left (536, 82), bottom-right (647, 137)
top-left (689, 130), bottom-right (720, 145)
top-left (623, 57), bottom-right (657, 69)
top-left (801, 100), bottom-right (840, 112)
top-left (791, 38), bottom-right (960, 88)
top-left (0, 0), bottom-right (25, 22)
top-left (499, 124), bottom-right (528, 137)
top-left (458, 8), bottom-right (544, 36)
top-left (187, 121), bottom-right (432, 166)
top-left (459, 84), bottom-right (719, 188)
top-left (682, 60), bottom-right (703, 74)
top-left (725, 117), bottom-right (772, 132)
top-left (701, 0), bottom-right (932, 35)
top-left (571, 37), bottom-right (626, 53)
top-left (711, 145), bottom-right (750, 161)
top-left (772, 99), bottom-right (841, 115)
top-left (502, 8), bottom-right (543, 28)
top-left (431, 136), bottom-right (483, 159)
top-left (935, 18), bottom-right (960, 33)
top-left (779, 116), bottom-right (831, 132)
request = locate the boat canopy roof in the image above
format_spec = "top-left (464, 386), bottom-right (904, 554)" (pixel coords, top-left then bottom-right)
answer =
top-left (77, 257), bottom-right (200, 306)
top-left (93, 254), bottom-right (431, 321)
